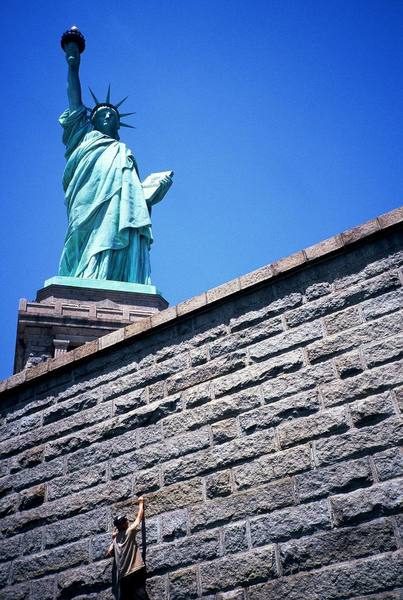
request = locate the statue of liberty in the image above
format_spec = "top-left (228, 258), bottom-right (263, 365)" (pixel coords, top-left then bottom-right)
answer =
top-left (58, 27), bottom-right (172, 285)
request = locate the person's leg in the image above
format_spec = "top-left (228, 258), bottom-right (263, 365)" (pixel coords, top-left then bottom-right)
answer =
top-left (119, 572), bottom-right (147, 600)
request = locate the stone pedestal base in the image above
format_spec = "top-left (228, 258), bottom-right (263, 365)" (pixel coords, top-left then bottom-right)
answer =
top-left (14, 276), bottom-right (168, 373)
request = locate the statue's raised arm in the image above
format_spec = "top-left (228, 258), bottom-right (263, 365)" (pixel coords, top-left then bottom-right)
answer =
top-left (61, 27), bottom-right (85, 112)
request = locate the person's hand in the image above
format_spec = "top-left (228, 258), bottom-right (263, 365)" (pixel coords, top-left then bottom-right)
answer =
top-left (134, 495), bottom-right (144, 505)
top-left (65, 41), bottom-right (80, 70)
top-left (112, 528), bottom-right (118, 539)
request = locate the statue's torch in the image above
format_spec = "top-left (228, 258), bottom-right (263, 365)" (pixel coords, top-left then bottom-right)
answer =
top-left (61, 25), bottom-right (86, 59)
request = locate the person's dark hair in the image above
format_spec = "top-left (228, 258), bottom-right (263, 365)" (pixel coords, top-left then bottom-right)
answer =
top-left (113, 515), bottom-right (128, 529)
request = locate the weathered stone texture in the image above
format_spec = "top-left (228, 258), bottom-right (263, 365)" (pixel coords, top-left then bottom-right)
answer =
top-left (0, 221), bottom-right (402, 598)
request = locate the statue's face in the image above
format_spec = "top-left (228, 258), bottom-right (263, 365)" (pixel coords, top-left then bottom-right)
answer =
top-left (92, 108), bottom-right (119, 139)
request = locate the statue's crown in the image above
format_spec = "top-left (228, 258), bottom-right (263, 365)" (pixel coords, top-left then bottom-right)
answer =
top-left (89, 86), bottom-right (135, 129)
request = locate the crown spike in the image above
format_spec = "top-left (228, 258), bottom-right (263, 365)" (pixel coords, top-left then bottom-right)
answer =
top-left (88, 87), bottom-right (100, 104)
top-left (119, 112), bottom-right (136, 118)
top-left (115, 96), bottom-right (129, 109)
top-left (106, 84), bottom-right (111, 104)
top-left (120, 122), bottom-right (135, 129)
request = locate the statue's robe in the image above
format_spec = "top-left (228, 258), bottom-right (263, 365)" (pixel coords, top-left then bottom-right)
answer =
top-left (58, 106), bottom-right (152, 283)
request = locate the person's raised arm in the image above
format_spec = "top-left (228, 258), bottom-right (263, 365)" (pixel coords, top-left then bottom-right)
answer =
top-left (129, 496), bottom-right (144, 532)
top-left (64, 41), bottom-right (83, 112)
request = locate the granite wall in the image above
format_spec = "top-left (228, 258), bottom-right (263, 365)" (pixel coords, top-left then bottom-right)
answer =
top-left (0, 211), bottom-right (402, 599)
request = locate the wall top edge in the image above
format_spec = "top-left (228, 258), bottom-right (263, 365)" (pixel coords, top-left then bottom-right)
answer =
top-left (1, 205), bottom-right (402, 395)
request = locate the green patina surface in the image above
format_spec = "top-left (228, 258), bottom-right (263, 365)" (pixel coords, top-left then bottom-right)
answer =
top-left (58, 31), bottom-right (172, 285)
top-left (44, 275), bottom-right (163, 297)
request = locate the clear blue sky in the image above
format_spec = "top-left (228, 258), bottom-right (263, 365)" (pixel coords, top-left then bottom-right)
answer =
top-left (1, 0), bottom-right (402, 379)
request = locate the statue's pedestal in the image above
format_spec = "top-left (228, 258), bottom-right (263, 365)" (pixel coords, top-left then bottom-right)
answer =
top-left (14, 276), bottom-right (168, 373)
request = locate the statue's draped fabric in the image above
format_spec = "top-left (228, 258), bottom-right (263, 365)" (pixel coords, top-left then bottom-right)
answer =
top-left (58, 106), bottom-right (152, 283)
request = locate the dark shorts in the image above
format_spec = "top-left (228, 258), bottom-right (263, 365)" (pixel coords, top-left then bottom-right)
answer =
top-left (119, 569), bottom-right (147, 600)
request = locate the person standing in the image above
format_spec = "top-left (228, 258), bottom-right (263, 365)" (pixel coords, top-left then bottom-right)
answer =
top-left (107, 496), bottom-right (146, 600)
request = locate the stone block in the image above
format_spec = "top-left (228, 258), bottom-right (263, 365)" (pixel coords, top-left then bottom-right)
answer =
top-left (0, 534), bottom-right (21, 563)
top-left (223, 522), bottom-right (248, 554)
top-left (176, 293), bottom-right (207, 317)
top-left (211, 418), bottom-right (238, 444)
top-left (200, 546), bottom-right (277, 594)
top-left (305, 281), bottom-right (332, 300)
top-left (364, 333), bottom-right (403, 368)
top-left (378, 206), bottom-right (403, 228)
top-left (214, 349), bottom-right (305, 399)
top-left (189, 346), bottom-right (208, 366)
top-left (13, 458), bottom-right (64, 492)
top-left (229, 293), bottom-right (301, 332)
top-left (98, 328), bottom-right (125, 350)
top-left (209, 318), bottom-right (281, 360)
top-left (324, 306), bottom-right (362, 335)
top-left (168, 567), bottom-right (198, 600)
top-left (233, 445), bottom-right (312, 491)
top-left (308, 312), bottom-right (402, 364)
top-left (47, 463), bottom-right (108, 501)
top-left (30, 576), bottom-right (56, 600)
top-left (45, 509), bottom-right (108, 549)
top-left (91, 533), bottom-right (113, 562)
top-left (124, 317), bottom-right (152, 339)
top-left (42, 392), bottom-right (99, 425)
top-left (166, 351), bottom-right (247, 396)
top-left (341, 219), bottom-right (380, 245)
top-left (362, 290), bottom-right (403, 321)
top-left (315, 418), bottom-right (403, 466)
top-left (286, 270), bottom-right (400, 329)
top-left (73, 340), bottom-right (98, 361)
top-left (321, 360), bottom-right (403, 407)
top-left (146, 574), bottom-right (167, 600)
top-left (147, 530), bottom-right (220, 574)
top-left (11, 540), bottom-right (89, 583)
top-left (372, 447), bottom-right (403, 481)
top-left (295, 457), bottom-right (372, 501)
top-left (239, 264), bottom-right (273, 290)
top-left (163, 388), bottom-right (261, 438)
top-left (262, 362), bottom-right (334, 403)
top-left (163, 428), bottom-right (276, 486)
top-left (304, 236), bottom-right (343, 261)
top-left (239, 390), bottom-right (320, 435)
top-left (249, 321), bottom-right (323, 363)
top-left (349, 391), bottom-right (396, 428)
top-left (250, 499), bottom-right (331, 546)
top-left (278, 407), bottom-right (348, 449)
top-left (280, 518), bottom-right (396, 574)
top-left (0, 494), bottom-right (18, 519)
top-left (207, 279), bottom-right (240, 303)
top-left (190, 478), bottom-right (293, 532)
top-left (205, 470), bottom-right (232, 499)
top-left (56, 560), bottom-right (112, 598)
top-left (18, 412), bottom-right (42, 434)
top-left (21, 529), bottom-right (42, 556)
top-left (330, 479), bottom-right (403, 526)
top-left (146, 479), bottom-right (204, 517)
top-left (113, 389), bottom-right (147, 415)
top-left (150, 306), bottom-right (177, 328)
top-left (248, 552), bottom-right (403, 600)
top-left (0, 582), bottom-right (30, 599)
top-left (335, 352), bottom-right (364, 378)
top-left (160, 510), bottom-right (187, 541)
top-left (184, 382), bottom-right (213, 409)
top-left (272, 251), bottom-right (306, 274)
top-left (18, 484), bottom-right (46, 511)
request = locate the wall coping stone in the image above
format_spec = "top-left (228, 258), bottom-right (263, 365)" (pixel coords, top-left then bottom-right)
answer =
top-left (1, 205), bottom-right (402, 396)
